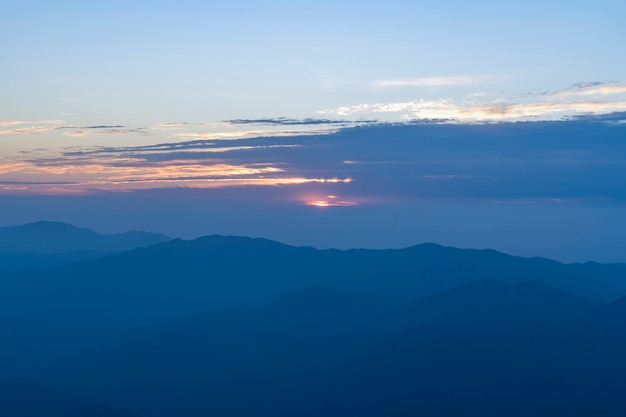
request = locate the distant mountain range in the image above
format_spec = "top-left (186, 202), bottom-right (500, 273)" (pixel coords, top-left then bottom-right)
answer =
top-left (0, 221), bottom-right (171, 254)
top-left (2, 231), bottom-right (624, 326)
top-left (2, 222), bottom-right (626, 416)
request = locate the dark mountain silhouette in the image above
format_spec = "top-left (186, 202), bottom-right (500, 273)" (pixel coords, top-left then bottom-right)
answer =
top-left (61, 405), bottom-right (142, 417)
top-left (0, 251), bottom-right (116, 271)
top-left (339, 243), bottom-right (624, 301)
top-left (0, 316), bottom-right (115, 378)
top-left (558, 260), bottom-right (626, 290)
top-left (157, 280), bottom-right (626, 417)
top-left (0, 379), bottom-right (141, 417)
top-left (3, 226), bottom-right (626, 416)
top-left (61, 286), bottom-right (393, 384)
top-left (0, 234), bottom-right (623, 329)
top-left (99, 282), bottom-right (626, 417)
top-left (261, 285), bottom-right (395, 336)
top-left (297, 321), bottom-right (626, 417)
top-left (5, 277), bottom-right (626, 416)
top-left (37, 280), bottom-right (617, 416)
top-left (0, 221), bottom-right (170, 254)
top-left (0, 379), bottom-right (76, 417)
top-left (372, 279), bottom-right (601, 334)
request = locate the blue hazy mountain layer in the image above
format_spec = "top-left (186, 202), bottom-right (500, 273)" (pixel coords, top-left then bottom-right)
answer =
top-left (0, 221), bottom-right (171, 254)
top-left (2, 224), bottom-right (626, 416)
top-left (0, 234), bottom-right (623, 327)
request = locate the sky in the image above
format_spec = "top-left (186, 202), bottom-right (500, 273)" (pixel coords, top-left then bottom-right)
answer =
top-left (2, 1), bottom-right (626, 262)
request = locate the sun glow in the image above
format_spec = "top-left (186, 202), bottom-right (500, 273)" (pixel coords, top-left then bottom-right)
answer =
top-left (306, 195), bottom-right (358, 207)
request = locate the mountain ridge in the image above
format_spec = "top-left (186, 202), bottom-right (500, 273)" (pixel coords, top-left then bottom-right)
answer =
top-left (0, 221), bottom-right (171, 254)
top-left (1, 224), bottom-right (625, 329)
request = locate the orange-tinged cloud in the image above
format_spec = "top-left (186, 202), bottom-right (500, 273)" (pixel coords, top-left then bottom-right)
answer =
top-left (0, 154), bottom-right (353, 195)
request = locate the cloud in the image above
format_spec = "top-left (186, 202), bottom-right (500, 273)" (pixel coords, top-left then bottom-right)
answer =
top-left (0, 121), bottom-right (147, 137)
top-left (0, 120), bottom-right (66, 135)
top-left (318, 81), bottom-right (626, 122)
top-left (319, 98), bottom-right (626, 122)
top-left (0, 151), bottom-right (353, 194)
top-left (4, 81), bottom-right (626, 202)
top-left (422, 175), bottom-right (470, 179)
top-left (545, 81), bottom-right (626, 98)
top-left (148, 119), bottom-right (378, 145)
top-left (0, 121), bottom-right (28, 127)
top-left (61, 126), bottom-right (150, 137)
top-left (172, 127), bottom-right (348, 141)
top-left (5, 117), bottom-right (625, 201)
top-left (155, 122), bottom-right (190, 128)
top-left (0, 159), bottom-right (33, 175)
top-left (61, 140), bottom-right (300, 159)
top-left (0, 126), bottom-right (59, 135)
top-left (374, 75), bottom-right (489, 88)
top-left (226, 117), bottom-right (370, 126)
top-left (0, 129), bottom-right (354, 194)
top-left (0, 120), bottom-right (64, 126)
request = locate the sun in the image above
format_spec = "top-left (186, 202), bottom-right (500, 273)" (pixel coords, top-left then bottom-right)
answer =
top-left (305, 195), bottom-right (357, 207)
top-left (309, 200), bottom-right (331, 207)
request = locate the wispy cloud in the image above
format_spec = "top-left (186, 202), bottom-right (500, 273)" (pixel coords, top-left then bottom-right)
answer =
top-left (4, 81), bottom-right (626, 201)
top-left (155, 122), bottom-right (191, 128)
top-left (0, 120), bottom-right (65, 135)
top-left (319, 84), bottom-right (626, 122)
top-left (60, 139), bottom-right (300, 158)
top-left (0, 120), bottom-right (64, 127)
top-left (374, 75), bottom-right (490, 88)
top-left (0, 152), bottom-right (353, 194)
top-left (146, 119), bottom-right (371, 142)
top-left (0, 120), bottom-right (148, 137)
top-left (226, 117), bottom-right (368, 126)
top-left (0, 118), bottom-right (369, 143)
top-left (0, 130), bottom-right (354, 194)
top-left (3, 117), bottom-right (626, 204)
top-left (0, 159), bottom-right (32, 175)
top-left (544, 81), bottom-right (626, 98)
top-left (172, 130), bottom-right (318, 141)
top-left (62, 127), bottom-right (150, 137)
top-left (0, 126), bottom-right (59, 135)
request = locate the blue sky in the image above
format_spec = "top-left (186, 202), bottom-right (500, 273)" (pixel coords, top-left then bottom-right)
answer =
top-left (3, 0), bottom-right (626, 127)
top-left (2, 1), bottom-right (626, 261)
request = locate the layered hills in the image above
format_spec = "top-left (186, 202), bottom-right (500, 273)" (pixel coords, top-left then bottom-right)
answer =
top-left (1, 222), bottom-right (626, 416)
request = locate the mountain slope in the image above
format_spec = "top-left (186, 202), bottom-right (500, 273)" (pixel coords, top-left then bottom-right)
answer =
top-left (60, 286), bottom-right (393, 384)
top-left (0, 221), bottom-right (170, 254)
top-left (0, 379), bottom-right (76, 417)
top-left (0, 235), bottom-right (624, 329)
top-left (372, 279), bottom-right (601, 333)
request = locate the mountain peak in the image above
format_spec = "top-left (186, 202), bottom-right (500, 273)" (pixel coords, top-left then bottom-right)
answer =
top-left (0, 221), bottom-right (171, 254)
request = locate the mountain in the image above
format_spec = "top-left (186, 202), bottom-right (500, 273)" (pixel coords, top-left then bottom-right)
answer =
top-left (85, 281), bottom-right (624, 417)
top-left (301, 320), bottom-right (626, 417)
top-left (0, 316), bottom-right (115, 378)
top-left (61, 405), bottom-right (142, 417)
top-left (544, 259), bottom-right (626, 290)
top-left (0, 379), bottom-right (76, 417)
top-left (60, 286), bottom-right (393, 384)
top-left (338, 243), bottom-right (625, 301)
top-left (0, 251), bottom-right (116, 271)
top-left (262, 285), bottom-right (395, 335)
top-left (0, 379), bottom-right (142, 417)
top-left (6, 277), bottom-right (626, 417)
top-left (1, 234), bottom-right (624, 329)
top-left (372, 279), bottom-right (601, 333)
top-left (3, 227), bottom-right (626, 417)
top-left (0, 221), bottom-right (171, 254)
